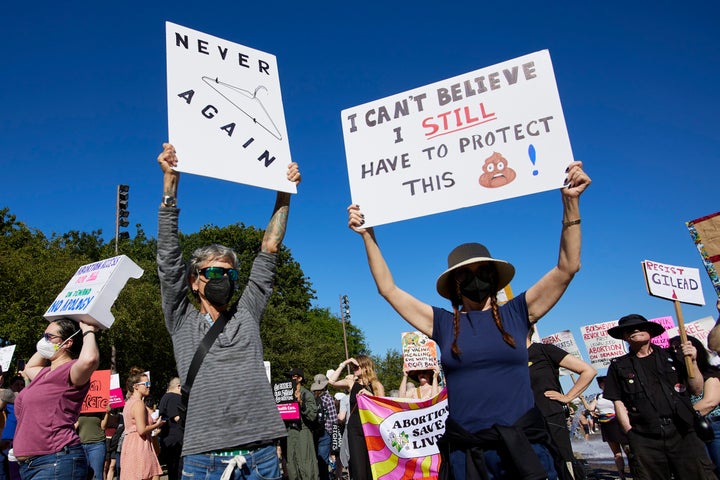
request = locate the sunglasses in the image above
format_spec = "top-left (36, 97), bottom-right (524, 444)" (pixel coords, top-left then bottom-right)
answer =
top-left (135, 381), bottom-right (151, 387)
top-left (198, 267), bottom-right (239, 282)
top-left (42, 332), bottom-right (63, 342)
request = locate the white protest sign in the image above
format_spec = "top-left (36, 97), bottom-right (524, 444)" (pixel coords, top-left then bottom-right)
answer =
top-left (0, 345), bottom-right (16, 373)
top-left (541, 330), bottom-right (583, 376)
top-left (342, 49), bottom-right (574, 227)
top-left (166, 22), bottom-right (295, 193)
top-left (666, 316), bottom-right (716, 347)
top-left (642, 260), bottom-right (705, 306)
top-left (580, 320), bottom-right (626, 370)
top-left (44, 255), bottom-right (144, 329)
top-left (401, 332), bottom-right (439, 371)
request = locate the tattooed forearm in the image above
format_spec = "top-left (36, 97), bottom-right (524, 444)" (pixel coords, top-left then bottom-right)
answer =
top-left (262, 192), bottom-right (291, 253)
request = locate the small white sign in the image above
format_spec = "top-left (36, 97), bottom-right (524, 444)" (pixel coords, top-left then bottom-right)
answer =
top-left (342, 49), bottom-right (574, 227)
top-left (580, 320), bottom-right (626, 370)
top-left (541, 330), bottom-right (583, 376)
top-left (666, 316), bottom-right (716, 347)
top-left (43, 255), bottom-right (144, 329)
top-left (642, 260), bottom-right (706, 306)
top-left (0, 345), bottom-right (16, 373)
top-left (166, 22), bottom-right (295, 193)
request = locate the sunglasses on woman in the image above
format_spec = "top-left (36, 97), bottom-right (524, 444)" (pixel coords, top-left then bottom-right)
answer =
top-left (197, 267), bottom-right (239, 282)
top-left (135, 381), bottom-right (151, 387)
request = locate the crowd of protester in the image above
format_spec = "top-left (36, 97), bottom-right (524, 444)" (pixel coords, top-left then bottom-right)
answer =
top-left (4, 145), bottom-right (720, 480)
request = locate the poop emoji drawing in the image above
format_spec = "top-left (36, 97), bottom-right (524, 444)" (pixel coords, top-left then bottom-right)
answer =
top-left (478, 152), bottom-right (516, 188)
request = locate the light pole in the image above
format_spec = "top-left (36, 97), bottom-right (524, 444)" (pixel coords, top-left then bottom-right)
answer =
top-left (115, 184), bottom-right (130, 255)
top-left (340, 294), bottom-right (351, 373)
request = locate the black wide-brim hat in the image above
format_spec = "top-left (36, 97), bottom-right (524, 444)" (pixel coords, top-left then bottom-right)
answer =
top-left (607, 314), bottom-right (666, 340)
top-left (436, 243), bottom-right (515, 300)
top-left (285, 368), bottom-right (304, 380)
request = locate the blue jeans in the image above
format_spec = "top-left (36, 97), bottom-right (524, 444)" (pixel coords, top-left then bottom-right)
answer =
top-left (81, 442), bottom-right (105, 480)
top-left (315, 432), bottom-right (331, 480)
top-left (19, 445), bottom-right (87, 480)
top-left (449, 443), bottom-right (558, 480)
top-left (706, 419), bottom-right (720, 475)
top-left (182, 444), bottom-right (280, 480)
top-left (316, 432), bottom-right (331, 465)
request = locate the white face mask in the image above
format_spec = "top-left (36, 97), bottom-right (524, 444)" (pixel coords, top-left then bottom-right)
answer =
top-left (710, 350), bottom-right (720, 367)
top-left (36, 329), bottom-right (80, 359)
top-left (36, 337), bottom-right (59, 359)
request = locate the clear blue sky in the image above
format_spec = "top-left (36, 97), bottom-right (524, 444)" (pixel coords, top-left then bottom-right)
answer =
top-left (2, 2), bottom-right (718, 374)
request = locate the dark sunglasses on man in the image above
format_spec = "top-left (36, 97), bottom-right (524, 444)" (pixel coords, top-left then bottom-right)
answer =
top-left (197, 266), bottom-right (239, 282)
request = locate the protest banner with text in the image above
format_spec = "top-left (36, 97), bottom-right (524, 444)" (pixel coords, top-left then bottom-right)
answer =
top-left (666, 316), bottom-right (716, 347)
top-left (541, 330), bottom-right (583, 376)
top-left (81, 370), bottom-right (111, 414)
top-left (166, 22), bottom-right (295, 193)
top-left (109, 373), bottom-right (125, 408)
top-left (358, 389), bottom-right (448, 480)
top-left (44, 255), bottom-right (143, 329)
top-left (342, 50), bottom-right (574, 227)
top-left (580, 320), bottom-right (625, 370)
top-left (402, 332), bottom-right (438, 371)
top-left (273, 380), bottom-right (299, 421)
top-left (642, 260), bottom-right (705, 306)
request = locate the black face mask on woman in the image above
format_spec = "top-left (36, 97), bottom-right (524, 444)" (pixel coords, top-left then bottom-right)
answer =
top-left (459, 268), bottom-right (495, 303)
top-left (203, 276), bottom-right (234, 306)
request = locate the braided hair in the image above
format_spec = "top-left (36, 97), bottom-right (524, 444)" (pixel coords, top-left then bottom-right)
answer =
top-left (449, 265), bottom-right (515, 357)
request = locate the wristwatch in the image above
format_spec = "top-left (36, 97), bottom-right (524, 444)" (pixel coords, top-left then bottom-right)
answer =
top-left (162, 195), bottom-right (176, 207)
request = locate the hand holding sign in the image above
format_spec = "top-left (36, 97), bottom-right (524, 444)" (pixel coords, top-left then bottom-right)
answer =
top-left (562, 161), bottom-right (591, 199)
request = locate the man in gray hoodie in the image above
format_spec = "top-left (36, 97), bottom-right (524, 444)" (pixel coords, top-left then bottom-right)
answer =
top-left (156, 142), bottom-right (301, 480)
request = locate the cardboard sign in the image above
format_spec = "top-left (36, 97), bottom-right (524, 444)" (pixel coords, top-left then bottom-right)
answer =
top-left (81, 369), bottom-right (111, 413)
top-left (401, 332), bottom-right (438, 371)
top-left (358, 389), bottom-right (448, 479)
top-left (580, 320), bottom-right (626, 370)
top-left (43, 255), bottom-right (144, 329)
top-left (540, 330), bottom-right (583, 376)
top-left (642, 260), bottom-right (705, 306)
top-left (273, 380), bottom-right (299, 420)
top-left (0, 345), bottom-right (16, 373)
top-left (109, 373), bottom-right (125, 408)
top-left (342, 49), bottom-right (574, 227)
top-left (166, 22), bottom-right (295, 194)
top-left (687, 212), bottom-right (720, 296)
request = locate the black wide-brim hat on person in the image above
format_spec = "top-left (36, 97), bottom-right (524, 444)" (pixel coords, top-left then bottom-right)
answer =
top-left (285, 368), bottom-right (304, 380)
top-left (607, 314), bottom-right (666, 340)
top-left (436, 243), bottom-right (515, 300)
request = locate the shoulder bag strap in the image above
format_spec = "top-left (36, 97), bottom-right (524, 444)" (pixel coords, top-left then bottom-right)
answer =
top-left (181, 311), bottom-right (230, 407)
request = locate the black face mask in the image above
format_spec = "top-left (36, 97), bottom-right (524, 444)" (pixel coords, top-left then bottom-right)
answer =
top-left (203, 276), bottom-right (234, 306)
top-left (459, 269), bottom-right (495, 303)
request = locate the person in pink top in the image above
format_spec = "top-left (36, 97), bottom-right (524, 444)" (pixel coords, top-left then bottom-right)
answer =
top-left (120, 367), bottom-right (164, 480)
top-left (13, 318), bottom-right (100, 480)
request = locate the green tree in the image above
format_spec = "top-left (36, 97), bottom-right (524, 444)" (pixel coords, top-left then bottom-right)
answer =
top-left (372, 348), bottom-right (404, 395)
top-left (0, 208), bottom-right (374, 400)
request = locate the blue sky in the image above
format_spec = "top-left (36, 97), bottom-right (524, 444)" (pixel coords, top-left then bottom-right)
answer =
top-left (2, 2), bottom-right (718, 374)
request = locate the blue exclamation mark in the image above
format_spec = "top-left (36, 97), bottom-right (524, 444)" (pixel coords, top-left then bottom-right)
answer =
top-left (528, 144), bottom-right (538, 176)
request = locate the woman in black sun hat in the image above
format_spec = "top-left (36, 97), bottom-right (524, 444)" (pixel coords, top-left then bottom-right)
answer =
top-left (348, 161), bottom-right (590, 479)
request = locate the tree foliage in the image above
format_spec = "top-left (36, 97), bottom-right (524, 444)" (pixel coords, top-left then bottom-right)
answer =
top-left (0, 208), bottom-right (372, 401)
